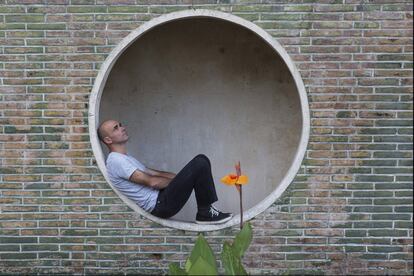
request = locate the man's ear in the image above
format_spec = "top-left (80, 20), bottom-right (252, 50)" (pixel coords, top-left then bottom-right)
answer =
top-left (103, 137), bottom-right (112, 145)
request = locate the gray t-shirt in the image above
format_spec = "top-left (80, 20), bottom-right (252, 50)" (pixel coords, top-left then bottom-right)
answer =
top-left (106, 152), bottom-right (159, 212)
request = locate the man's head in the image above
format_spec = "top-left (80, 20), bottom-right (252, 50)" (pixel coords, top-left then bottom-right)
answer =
top-left (97, 120), bottom-right (129, 148)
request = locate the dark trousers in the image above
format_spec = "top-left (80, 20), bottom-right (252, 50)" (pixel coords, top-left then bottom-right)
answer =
top-left (151, 154), bottom-right (218, 218)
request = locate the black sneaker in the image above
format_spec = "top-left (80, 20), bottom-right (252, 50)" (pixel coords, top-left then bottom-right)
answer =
top-left (195, 205), bottom-right (233, 225)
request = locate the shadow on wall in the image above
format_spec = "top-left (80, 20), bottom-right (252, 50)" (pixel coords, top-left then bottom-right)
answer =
top-left (99, 18), bottom-right (302, 222)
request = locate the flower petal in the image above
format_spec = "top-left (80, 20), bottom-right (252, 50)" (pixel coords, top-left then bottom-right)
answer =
top-left (220, 175), bottom-right (237, 185)
top-left (236, 175), bottom-right (249, 185)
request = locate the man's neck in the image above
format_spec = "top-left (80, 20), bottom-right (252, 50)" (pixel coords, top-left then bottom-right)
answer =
top-left (109, 144), bottom-right (127, 155)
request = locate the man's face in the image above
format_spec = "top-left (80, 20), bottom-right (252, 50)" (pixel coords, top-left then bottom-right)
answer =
top-left (101, 120), bottom-right (129, 145)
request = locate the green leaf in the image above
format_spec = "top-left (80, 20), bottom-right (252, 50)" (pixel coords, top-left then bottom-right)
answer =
top-left (187, 256), bottom-right (218, 275)
top-left (169, 263), bottom-right (187, 275)
top-left (185, 259), bottom-right (192, 272)
top-left (232, 222), bottom-right (253, 258)
top-left (185, 234), bottom-right (217, 273)
top-left (221, 241), bottom-right (247, 275)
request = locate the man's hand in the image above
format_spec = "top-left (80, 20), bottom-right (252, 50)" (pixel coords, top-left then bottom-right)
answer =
top-left (129, 169), bottom-right (171, 190)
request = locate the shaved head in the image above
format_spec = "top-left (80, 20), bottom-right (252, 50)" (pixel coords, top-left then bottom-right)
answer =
top-left (97, 120), bottom-right (129, 148)
top-left (97, 120), bottom-right (115, 144)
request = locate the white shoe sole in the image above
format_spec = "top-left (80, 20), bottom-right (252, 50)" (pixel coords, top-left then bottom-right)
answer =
top-left (195, 214), bottom-right (233, 225)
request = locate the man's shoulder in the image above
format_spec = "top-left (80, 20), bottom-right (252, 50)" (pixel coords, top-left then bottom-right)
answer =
top-left (107, 152), bottom-right (128, 166)
top-left (107, 152), bottom-right (145, 171)
top-left (105, 152), bottom-right (150, 184)
top-left (107, 152), bottom-right (141, 166)
top-left (106, 152), bottom-right (138, 180)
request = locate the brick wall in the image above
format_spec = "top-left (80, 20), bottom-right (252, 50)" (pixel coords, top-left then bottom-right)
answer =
top-left (0, 0), bottom-right (412, 274)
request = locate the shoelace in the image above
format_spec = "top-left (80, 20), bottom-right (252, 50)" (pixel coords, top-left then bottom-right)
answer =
top-left (209, 206), bottom-right (220, 217)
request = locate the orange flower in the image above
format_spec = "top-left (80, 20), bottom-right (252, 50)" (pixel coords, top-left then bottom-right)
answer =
top-left (220, 174), bottom-right (249, 186)
top-left (221, 161), bottom-right (248, 229)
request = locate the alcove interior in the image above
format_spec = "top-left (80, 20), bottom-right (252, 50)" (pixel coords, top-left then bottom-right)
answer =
top-left (99, 17), bottom-right (302, 222)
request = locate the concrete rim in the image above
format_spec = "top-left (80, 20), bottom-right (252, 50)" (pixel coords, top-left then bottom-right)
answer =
top-left (88, 9), bottom-right (310, 232)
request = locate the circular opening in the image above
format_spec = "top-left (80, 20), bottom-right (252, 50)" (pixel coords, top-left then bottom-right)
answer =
top-left (89, 10), bottom-right (310, 231)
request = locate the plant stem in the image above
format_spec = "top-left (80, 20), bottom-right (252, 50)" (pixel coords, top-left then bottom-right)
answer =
top-left (238, 184), bottom-right (243, 230)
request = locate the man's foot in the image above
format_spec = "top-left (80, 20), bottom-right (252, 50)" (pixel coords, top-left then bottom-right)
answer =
top-left (195, 205), bottom-right (233, 225)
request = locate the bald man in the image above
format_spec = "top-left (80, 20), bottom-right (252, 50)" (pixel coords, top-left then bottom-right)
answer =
top-left (97, 120), bottom-right (232, 224)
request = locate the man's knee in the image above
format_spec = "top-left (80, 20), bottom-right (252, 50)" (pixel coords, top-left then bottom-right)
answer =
top-left (195, 154), bottom-right (208, 161)
top-left (193, 154), bottom-right (210, 168)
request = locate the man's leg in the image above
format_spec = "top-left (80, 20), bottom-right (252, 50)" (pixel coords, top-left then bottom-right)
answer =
top-left (151, 154), bottom-right (218, 218)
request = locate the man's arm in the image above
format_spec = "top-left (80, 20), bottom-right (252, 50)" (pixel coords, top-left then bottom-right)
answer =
top-left (146, 168), bottom-right (176, 180)
top-left (129, 169), bottom-right (171, 190)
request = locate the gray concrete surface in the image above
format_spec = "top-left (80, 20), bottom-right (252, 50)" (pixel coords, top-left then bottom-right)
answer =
top-left (99, 18), bottom-right (302, 222)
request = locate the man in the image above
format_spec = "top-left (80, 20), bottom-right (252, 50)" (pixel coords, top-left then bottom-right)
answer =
top-left (97, 120), bottom-right (232, 224)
